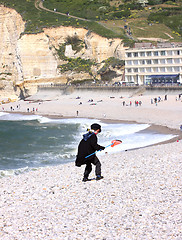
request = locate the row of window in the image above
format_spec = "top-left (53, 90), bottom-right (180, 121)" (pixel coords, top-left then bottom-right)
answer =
top-left (126, 50), bottom-right (181, 58)
top-left (126, 66), bottom-right (181, 73)
top-left (126, 58), bottom-right (182, 65)
top-left (125, 76), bottom-right (179, 83)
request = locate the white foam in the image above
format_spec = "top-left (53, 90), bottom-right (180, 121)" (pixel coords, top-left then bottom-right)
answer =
top-left (100, 133), bottom-right (176, 154)
top-left (101, 123), bottom-right (150, 138)
top-left (38, 117), bottom-right (101, 125)
top-left (0, 166), bottom-right (30, 178)
top-left (0, 112), bottom-right (42, 121)
top-left (0, 114), bottom-right (177, 164)
top-left (0, 112), bottom-right (9, 117)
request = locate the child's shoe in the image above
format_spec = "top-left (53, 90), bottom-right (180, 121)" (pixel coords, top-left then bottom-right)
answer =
top-left (96, 175), bottom-right (104, 181)
top-left (82, 177), bottom-right (91, 182)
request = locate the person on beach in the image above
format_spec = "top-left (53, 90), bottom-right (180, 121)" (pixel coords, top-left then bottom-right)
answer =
top-left (75, 123), bottom-right (105, 182)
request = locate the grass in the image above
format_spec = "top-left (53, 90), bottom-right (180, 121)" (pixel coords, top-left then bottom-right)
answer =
top-left (99, 6), bottom-right (182, 42)
top-left (0, 0), bottom-right (181, 42)
top-left (0, 0), bottom-right (123, 38)
top-left (128, 19), bottom-right (181, 41)
top-left (43, 0), bottom-right (111, 21)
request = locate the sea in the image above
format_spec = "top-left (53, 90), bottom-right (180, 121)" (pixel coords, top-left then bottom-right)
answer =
top-left (0, 112), bottom-right (176, 177)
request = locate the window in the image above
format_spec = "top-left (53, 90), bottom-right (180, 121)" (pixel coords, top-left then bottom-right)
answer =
top-left (140, 52), bottom-right (145, 57)
top-left (147, 60), bottom-right (151, 64)
top-left (161, 51), bottom-right (166, 56)
top-left (177, 50), bottom-right (180, 55)
top-left (140, 68), bottom-right (145, 72)
top-left (134, 52), bottom-right (138, 57)
top-left (154, 51), bottom-right (158, 56)
top-left (127, 68), bottom-right (132, 73)
top-left (127, 52), bottom-right (132, 57)
top-left (153, 67), bottom-right (159, 72)
top-left (174, 59), bottom-right (180, 64)
top-left (153, 59), bottom-right (158, 64)
top-left (134, 60), bottom-right (138, 65)
top-left (146, 68), bottom-right (151, 72)
top-left (160, 67), bottom-right (165, 72)
top-left (167, 67), bottom-right (172, 72)
top-left (147, 51), bottom-right (151, 56)
top-left (167, 50), bottom-right (172, 56)
top-left (134, 68), bottom-right (138, 73)
top-left (167, 58), bottom-right (172, 64)
top-left (126, 60), bottom-right (132, 65)
top-left (128, 76), bottom-right (132, 81)
top-left (160, 59), bottom-right (165, 64)
top-left (174, 66), bottom-right (180, 71)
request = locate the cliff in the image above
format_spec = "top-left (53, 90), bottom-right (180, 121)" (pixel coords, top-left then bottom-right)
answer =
top-left (0, 6), bottom-right (126, 99)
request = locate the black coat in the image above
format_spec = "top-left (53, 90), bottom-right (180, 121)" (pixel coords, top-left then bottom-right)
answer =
top-left (75, 132), bottom-right (104, 167)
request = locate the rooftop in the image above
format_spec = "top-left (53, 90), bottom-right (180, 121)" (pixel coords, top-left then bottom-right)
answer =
top-left (132, 42), bottom-right (182, 50)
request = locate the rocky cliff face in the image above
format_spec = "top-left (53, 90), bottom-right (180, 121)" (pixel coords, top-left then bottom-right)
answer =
top-left (0, 6), bottom-right (126, 99)
top-left (0, 6), bottom-right (25, 98)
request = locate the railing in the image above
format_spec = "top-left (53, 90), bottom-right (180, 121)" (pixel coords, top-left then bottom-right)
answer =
top-left (38, 83), bottom-right (182, 89)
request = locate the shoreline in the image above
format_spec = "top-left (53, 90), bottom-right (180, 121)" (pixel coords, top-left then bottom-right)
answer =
top-left (3, 110), bottom-right (182, 146)
top-left (0, 92), bottom-right (182, 239)
top-left (2, 90), bottom-right (182, 130)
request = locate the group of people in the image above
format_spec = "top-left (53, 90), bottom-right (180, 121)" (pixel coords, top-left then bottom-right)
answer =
top-left (151, 95), bottom-right (167, 105)
top-left (3, 103), bottom-right (39, 113)
top-left (27, 107), bottom-right (38, 113)
top-left (122, 100), bottom-right (142, 107)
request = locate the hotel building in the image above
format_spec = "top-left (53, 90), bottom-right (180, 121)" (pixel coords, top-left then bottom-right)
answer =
top-left (124, 42), bottom-right (182, 85)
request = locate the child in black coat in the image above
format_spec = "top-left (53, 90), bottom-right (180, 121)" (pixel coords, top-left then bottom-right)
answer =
top-left (75, 123), bottom-right (105, 182)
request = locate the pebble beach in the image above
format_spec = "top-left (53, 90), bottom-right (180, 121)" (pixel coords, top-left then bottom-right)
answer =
top-left (0, 90), bottom-right (182, 239)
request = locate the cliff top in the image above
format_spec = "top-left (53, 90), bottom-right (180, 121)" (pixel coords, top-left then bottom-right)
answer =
top-left (1, 0), bottom-right (182, 44)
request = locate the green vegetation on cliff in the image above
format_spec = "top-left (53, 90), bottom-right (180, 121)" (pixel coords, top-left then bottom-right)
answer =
top-left (55, 42), bottom-right (94, 74)
top-left (0, 0), bottom-right (123, 38)
top-left (0, 0), bottom-right (181, 41)
top-left (98, 57), bottom-right (125, 75)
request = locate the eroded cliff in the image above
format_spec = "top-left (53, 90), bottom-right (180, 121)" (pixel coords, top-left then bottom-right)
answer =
top-left (0, 6), bottom-right (126, 99)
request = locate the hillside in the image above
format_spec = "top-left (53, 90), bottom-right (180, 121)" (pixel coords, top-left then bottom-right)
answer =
top-left (1, 0), bottom-right (182, 44)
top-left (0, 5), bottom-right (126, 99)
top-left (0, 0), bottom-right (181, 100)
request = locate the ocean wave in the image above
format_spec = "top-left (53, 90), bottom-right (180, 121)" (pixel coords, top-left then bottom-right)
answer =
top-left (0, 112), bottom-right (42, 121)
top-left (0, 114), bottom-right (177, 178)
top-left (0, 112), bottom-right (9, 117)
top-left (38, 117), bottom-right (101, 125)
top-left (0, 166), bottom-right (32, 178)
top-left (100, 133), bottom-right (176, 154)
top-left (101, 123), bottom-right (150, 138)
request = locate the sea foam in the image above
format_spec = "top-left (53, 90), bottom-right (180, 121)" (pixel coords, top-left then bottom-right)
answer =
top-left (0, 113), bottom-right (177, 177)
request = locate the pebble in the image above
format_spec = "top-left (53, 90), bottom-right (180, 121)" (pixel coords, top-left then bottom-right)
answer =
top-left (0, 141), bottom-right (181, 239)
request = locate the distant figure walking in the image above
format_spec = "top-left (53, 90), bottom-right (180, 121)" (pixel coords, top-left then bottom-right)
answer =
top-left (154, 98), bottom-right (157, 106)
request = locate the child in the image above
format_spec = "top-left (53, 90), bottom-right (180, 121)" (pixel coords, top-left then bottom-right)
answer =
top-left (75, 123), bottom-right (105, 182)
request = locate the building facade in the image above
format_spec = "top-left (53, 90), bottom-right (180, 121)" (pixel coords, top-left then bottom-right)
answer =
top-left (125, 43), bottom-right (182, 85)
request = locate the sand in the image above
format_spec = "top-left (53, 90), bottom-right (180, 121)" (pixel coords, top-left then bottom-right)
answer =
top-left (0, 90), bottom-right (182, 239)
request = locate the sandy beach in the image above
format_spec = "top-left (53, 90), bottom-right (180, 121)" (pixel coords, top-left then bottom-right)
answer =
top-left (0, 90), bottom-right (182, 239)
top-left (2, 89), bottom-right (182, 130)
